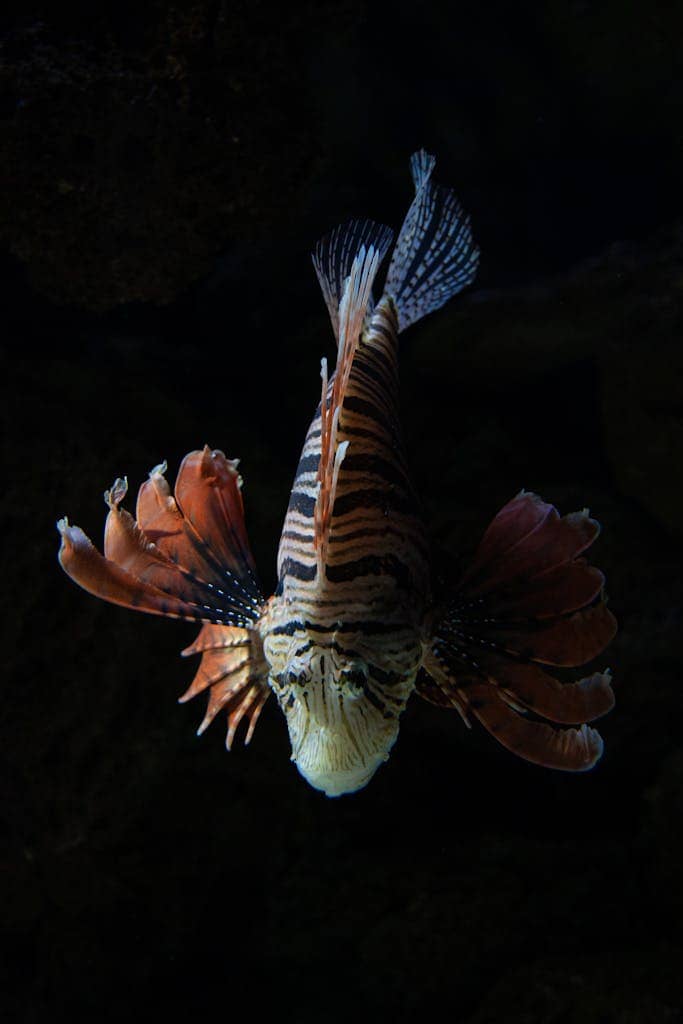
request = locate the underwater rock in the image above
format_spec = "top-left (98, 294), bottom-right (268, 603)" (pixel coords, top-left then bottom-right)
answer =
top-left (469, 950), bottom-right (683, 1023)
top-left (0, 5), bottom-right (325, 308)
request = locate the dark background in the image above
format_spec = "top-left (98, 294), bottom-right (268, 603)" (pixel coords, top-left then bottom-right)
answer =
top-left (2, 2), bottom-right (682, 1021)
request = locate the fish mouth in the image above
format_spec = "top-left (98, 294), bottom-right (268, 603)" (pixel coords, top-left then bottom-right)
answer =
top-left (284, 681), bottom-right (401, 797)
top-left (295, 748), bottom-right (390, 797)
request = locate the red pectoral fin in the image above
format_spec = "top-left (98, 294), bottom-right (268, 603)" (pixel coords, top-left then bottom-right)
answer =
top-left (483, 603), bottom-right (617, 668)
top-left (482, 561), bottom-right (604, 620)
top-left (173, 447), bottom-right (258, 582)
top-left (460, 492), bottom-right (601, 596)
top-left (58, 452), bottom-right (271, 748)
top-left (459, 490), bottom-right (553, 571)
top-left (419, 491), bottom-right (617, 771)
top-left (57, 449), bottom-right (263, 628)
top-left (179, 624), bottom-right (270, 749)
top-left (58, 519), bottom-right (208, 620)
top-left (59, 520), bottom-right (271, 742)
top-left (465, 681), bottom-right (605, 772)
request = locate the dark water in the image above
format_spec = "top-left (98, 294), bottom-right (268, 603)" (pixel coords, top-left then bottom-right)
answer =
top-left (2, 3), bottom-right (683, 1021)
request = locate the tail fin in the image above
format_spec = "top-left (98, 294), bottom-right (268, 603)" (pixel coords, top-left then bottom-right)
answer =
top-left (384, 149), bottom-right (479, 332)
top-left (420, 491), bottom-right (617, 772)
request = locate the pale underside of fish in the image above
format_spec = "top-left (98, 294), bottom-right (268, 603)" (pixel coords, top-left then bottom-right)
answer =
top-left (57, 151), bottom-right (617, 797)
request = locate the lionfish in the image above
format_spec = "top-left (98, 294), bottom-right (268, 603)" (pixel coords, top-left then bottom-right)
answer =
top-left (57, 151), bottom-right (617, 797)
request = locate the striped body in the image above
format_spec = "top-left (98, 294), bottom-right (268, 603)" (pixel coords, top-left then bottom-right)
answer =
top-left (277, 297), bottom-right (429, 609)
top-left (260, 298), bottom-right (430, 793)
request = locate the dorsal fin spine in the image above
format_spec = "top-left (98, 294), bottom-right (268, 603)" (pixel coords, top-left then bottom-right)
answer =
top-left (314, 242), bottom-right (387, 579)
top-left (410, 149), bottom-right (436, 191)
top-left (312, 220), bottom-right (394, 343)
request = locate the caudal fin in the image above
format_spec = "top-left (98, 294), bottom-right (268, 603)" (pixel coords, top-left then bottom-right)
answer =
top-left (384, 149), bottom-right (479, 331)
top-left (419, 491), bottom-right (617, 771)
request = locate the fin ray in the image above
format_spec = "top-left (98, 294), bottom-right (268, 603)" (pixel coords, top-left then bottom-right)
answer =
top-left (384, 149), bottom-right (479, 331)
top-left (57, 449), bottom-right (264, 628)
top-left (314, 242), bottom-right (387, 575)
top-left (57, 518), bottom-right (211, 622)
top-left (420, 491), bottom-right (616, 771)
top-left (313, 219), bottom-right (393, 341)
top-left (460, 494), bottom-right (601, 595)
top-left (466, 683), bottom-right (605, 771)
top-left (179, 623), bottom-right (270, 748)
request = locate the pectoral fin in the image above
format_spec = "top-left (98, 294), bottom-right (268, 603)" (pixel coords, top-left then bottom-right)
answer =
top-left (420, 491), bottom-right (617, 771)
top-left (57, 448), bottom-right (270, 746)
top-left (58, 448), bottom-right (263, 626)
top-left (180, 624), bottom-right (270, 749)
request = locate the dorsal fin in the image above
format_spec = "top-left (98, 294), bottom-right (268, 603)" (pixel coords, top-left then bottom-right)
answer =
top-left (313, 240), bottom-right (387, 576)
top-left (312, 219), bottom-right (393, 342)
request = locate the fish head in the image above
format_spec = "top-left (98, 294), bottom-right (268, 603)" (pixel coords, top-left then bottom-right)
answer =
top-left (263, 629), bottom-right (419, 797)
